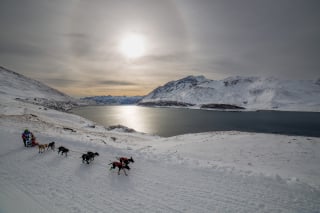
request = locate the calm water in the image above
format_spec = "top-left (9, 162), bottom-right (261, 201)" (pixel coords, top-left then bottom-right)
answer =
top-left (71, 105), bottom-right (320, 137)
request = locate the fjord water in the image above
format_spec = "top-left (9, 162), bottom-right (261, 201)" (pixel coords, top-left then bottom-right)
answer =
top-left (71, 106), bottom-right (320, 137)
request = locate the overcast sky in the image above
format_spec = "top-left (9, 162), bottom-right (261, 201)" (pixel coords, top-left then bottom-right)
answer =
top-left (1, 0), bottom-right (319, 97)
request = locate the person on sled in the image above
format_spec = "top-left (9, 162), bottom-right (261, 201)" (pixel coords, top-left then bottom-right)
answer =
top-left (22, 129), bottom-right (38, 147)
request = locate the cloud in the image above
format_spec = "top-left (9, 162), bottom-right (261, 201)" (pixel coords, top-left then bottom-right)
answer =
top-left (97, 80), bottom-right (137, 86)
top-left (0, 40), bottom-right (46, 57)
top-left (64, 33), bottom-right (89, 39)
top-left (1, 0), bottom-right (320, 96)
top-left (41, 78), bottom-right (81, 87)
top-left (141, 52), bottom-right (188, 63)
top-left (42, 77), bottom-right (137, 88)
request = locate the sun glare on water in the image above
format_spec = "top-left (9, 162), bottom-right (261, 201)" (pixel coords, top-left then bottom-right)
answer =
top-left (120, 34), bottom-right (146, 59)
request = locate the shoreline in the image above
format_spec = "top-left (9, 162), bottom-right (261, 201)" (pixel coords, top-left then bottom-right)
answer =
top-left (70, 105), bottom-right (320, 138)
top-left (73, 102), bottom-right (320, 113)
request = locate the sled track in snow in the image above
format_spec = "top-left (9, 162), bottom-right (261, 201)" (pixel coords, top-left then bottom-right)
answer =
top-left (1, 132), bottom-right (320, 213)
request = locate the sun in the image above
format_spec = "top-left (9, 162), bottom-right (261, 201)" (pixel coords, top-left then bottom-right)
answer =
top-left (120, 34), bottom-right (145, 59)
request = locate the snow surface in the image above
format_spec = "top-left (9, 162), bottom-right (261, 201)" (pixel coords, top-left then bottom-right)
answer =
top-left (1, 67), bottom-right (320, 212)
top-left (0, 67), bottom-right (79, 111)
top-left (141, 75), bottom-right (320, 112)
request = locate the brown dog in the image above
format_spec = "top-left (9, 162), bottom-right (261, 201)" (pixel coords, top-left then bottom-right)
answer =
top-left (109, 161), bottom-right (130, 176)
top-left (38, 144), bottom-right (48, 153)
top-left (119, 157), bottom-right (134, 166)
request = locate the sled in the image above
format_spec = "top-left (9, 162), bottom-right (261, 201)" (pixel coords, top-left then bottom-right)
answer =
top-left (25, 137), bottom-right (33, 147)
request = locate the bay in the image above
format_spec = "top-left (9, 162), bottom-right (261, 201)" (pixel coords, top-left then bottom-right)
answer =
top-left (70, 105), bottom-right (320, 137)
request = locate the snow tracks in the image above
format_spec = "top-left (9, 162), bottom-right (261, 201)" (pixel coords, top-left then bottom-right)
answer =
top-left (0, 129), bottom-right (320, 213)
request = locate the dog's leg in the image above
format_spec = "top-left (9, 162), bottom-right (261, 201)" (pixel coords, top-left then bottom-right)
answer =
top-left (123, 169), bottom-right (128, 176)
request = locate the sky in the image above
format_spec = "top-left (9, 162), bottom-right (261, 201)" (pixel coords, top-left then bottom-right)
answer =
top-left (1, 0), bottom-right (320, 97)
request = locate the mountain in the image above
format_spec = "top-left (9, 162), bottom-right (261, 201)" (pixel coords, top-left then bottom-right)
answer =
top-left (1, 67), bottom-right (320, 212)
top-left (139, 75), bottom-right (320, 111)
top-left (81, 95), bottom-right (143, 105)
top-left (0, 66), bottom-right (78, 111)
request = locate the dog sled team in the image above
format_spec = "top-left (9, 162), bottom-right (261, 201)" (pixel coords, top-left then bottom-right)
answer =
top-left (21, 129), bottom-right (135, 175)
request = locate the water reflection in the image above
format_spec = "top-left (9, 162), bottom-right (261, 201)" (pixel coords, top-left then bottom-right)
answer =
top-left (71, 105), bottom-right (320, 137)
top-left (111, 106), bottom-right (150, 133)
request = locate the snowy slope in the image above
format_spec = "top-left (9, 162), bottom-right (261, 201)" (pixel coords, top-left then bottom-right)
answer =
top-left (1, 114), bottom-right (320, 213)
top-left (140, 75), bottom-right (320, 111)
top-left (0, 66), bottom-right (78, 111)
top-left (1, 66), bottom-right (320, 212)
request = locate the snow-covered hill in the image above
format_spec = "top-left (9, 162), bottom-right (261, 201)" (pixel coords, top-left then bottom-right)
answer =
top-left (1, 66), bottom-right (320, 212)
top-left (0, 66), bottom-right (79, 111)
top-left (140, 75), bottom-right (320, 111)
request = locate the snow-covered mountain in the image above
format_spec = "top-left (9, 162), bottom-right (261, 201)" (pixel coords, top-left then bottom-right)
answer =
top-left (140, 75), bottom-right (320, 111)
top-left (1, 65), bottom-right (320, 212)
top-left (82, 95), bottom-right (143, 105)
top-left (0, 66), bottom-right (79, 111)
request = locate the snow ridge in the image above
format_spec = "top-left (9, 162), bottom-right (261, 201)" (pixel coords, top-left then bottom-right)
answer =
top-left (140, 75), bottom-right (320, 111)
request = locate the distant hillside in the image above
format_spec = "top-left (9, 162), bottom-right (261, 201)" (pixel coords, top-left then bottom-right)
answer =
top-left (0, 66), bottom-right (78, 111)
top-left (139, 75), bottom-right (320, 111)
top-left (81, 95), bottom-right (143, 105)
